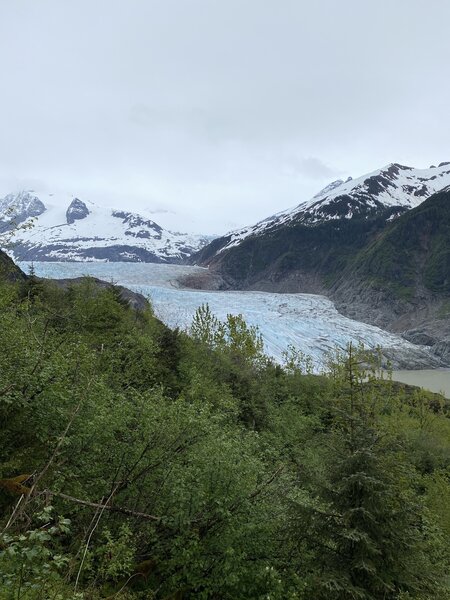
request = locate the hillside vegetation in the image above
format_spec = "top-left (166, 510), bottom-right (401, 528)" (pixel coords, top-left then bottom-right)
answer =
top-left (197, 189), bottom-right (450, 307)
top-left (346, 188), bottom-right (450, 299)
top-left (194, 207), bottom-right (402, 293)
top-left (0, 260), bottom-right (449, 599)
top-left (194, 190), bottom-right (450, 361)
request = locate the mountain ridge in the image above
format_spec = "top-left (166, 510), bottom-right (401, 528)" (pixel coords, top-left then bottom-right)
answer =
top-left (191, 162), bottom-right (450, 364)
top-left (0, 190), bottom-right (212, 263)
top-left (331, 188), bottom-right (450, 362)
top-left (194, 162), bottom-right (450, 263)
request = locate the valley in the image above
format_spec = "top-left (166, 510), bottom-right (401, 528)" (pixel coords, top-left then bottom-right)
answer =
top-left (4, 160), bottom-right (450, 387)
top-left (3, 6), bottom-right (450, 596)
top-left (191, 164), bottom-right (450, 367)
top-left (20, 261), bottom-right (442, 372)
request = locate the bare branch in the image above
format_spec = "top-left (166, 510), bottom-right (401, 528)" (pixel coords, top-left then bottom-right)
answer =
top-left (45, 490), bottom-right (162, 523)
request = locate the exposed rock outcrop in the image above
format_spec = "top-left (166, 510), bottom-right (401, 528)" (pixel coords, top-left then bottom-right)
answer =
top-left (66, 198), bottom-right (90, 224)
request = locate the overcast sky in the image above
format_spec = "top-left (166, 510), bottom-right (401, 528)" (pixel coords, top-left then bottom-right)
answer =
top-left (1, 0), bottom-right (450, 234)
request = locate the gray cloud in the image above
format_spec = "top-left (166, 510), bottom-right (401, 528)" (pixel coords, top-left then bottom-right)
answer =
top-left (1, 0), bottom-right (449, 234)
top-left (284, 157), bottom-right (340, 180)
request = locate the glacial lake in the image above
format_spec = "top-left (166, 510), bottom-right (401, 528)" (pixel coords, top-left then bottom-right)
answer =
top-left (392, 370), bottom-right (450, 399)
top-left (19, 261), bottom-right (439, 373)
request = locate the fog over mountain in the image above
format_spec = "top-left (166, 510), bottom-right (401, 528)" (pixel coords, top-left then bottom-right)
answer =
top-left (1, 0), bottom-right (450, 234)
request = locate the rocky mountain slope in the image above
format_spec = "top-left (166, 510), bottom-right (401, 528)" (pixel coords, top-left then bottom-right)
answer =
top-left (193, 162), bottom-right (450, 363)
top-left (0, 190), bottom-right (211, 262)
top-left (332, 188), bottom-right (450, 362)
top-left (195, 162), bottom-right (450, 267)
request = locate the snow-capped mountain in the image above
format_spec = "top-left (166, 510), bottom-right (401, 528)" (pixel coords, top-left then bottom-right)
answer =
top-left (208, 162), bottom-right (450, 256)
top-left (0, 190), bottom-right (212, 262)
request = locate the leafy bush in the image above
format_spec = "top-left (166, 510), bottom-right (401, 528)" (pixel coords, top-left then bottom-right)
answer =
top-left (0, 272), bottom-right (448, 598)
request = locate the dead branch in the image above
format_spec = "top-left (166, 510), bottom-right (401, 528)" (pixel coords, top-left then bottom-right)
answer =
top-left (44, 490), bottom-right (163, 523)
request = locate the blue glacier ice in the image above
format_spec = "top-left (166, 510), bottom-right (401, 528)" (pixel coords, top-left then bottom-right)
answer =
top-left (19, 261), bottom-right (435, 371)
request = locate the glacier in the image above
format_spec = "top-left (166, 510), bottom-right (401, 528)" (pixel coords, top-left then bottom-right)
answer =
top-left (19, 261), bottom-right (438, 371)
top-left (1, 191), bottom-right (211, 262)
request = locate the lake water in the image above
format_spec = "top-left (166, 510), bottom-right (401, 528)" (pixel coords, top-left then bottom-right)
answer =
top-left (392, 370), bottom-right (450, 399)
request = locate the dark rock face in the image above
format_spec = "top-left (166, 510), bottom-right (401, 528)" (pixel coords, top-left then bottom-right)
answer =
top-left (2, 190), bottom-right (210, 264)
top-left (66, 198), bottom-right (89, 224)
top-left (329, 190), bottom-right (450, 365)
top-left (434, 339), bottom-right (450, 362)
top-left (194, 205), bottom-right (405, 291)
top-left (12, 242), bottom-right (180, 264)
top-left (306, 193), bottom-right (397, 223)
top-left (112, 211), bottom-right (163, 234)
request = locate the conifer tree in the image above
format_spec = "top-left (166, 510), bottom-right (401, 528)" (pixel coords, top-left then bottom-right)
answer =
top-left (302, 344), bottom-right (438, 599)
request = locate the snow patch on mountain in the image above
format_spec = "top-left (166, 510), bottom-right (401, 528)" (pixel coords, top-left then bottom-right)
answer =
top-left (0, 190), bottom-right (212, 262)
top-left (0, 191), bottom-right (46, 223)
top-left (313, 176), bottom-right (353, 200)
top-left (214, 162), bottom-right (450, 255)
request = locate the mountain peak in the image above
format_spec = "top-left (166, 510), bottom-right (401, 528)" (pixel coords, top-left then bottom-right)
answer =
top-left (197, 161), bottom-right (450, 260)
top-left (0, 191), bottom-right (46, 224)
top-left (313, 176), bottom-right (353, 200)
top-left (66, 198), bottom-right (90, 224)
top-left (0, 190), bottom-right (211, 263)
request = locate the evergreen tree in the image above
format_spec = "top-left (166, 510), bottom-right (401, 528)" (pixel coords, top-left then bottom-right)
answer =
top-left (299, 345), bottom-right (440, 599)
top-left (20, 262), bottom-right (44, 301)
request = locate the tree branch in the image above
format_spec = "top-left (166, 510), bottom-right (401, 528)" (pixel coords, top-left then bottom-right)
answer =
top-left (45, 490), bottom-right (163, 523)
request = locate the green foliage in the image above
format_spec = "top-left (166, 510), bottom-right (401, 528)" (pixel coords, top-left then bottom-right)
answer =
top-left (0, 507), bottom-right (71, 599)
top-left (205, 208), bottom-right (398, 291)
top-left (96, 525), bottom-right (136, 582)
top-left (424, 469), bottom-right (450, 540)
top-left (350, 189), bottom-right (450, 301)
top-left (0, 270), bottom-right (449, 598)
top-left (190, 303), bottom-right (222, 347)
top-left (190, 303), bottom-right (264, 364)
top-left (282, 344), bottom-right (314, 375)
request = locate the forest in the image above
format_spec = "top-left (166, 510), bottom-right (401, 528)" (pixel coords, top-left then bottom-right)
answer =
top-left (0, 264), bottom-right (449, 599)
